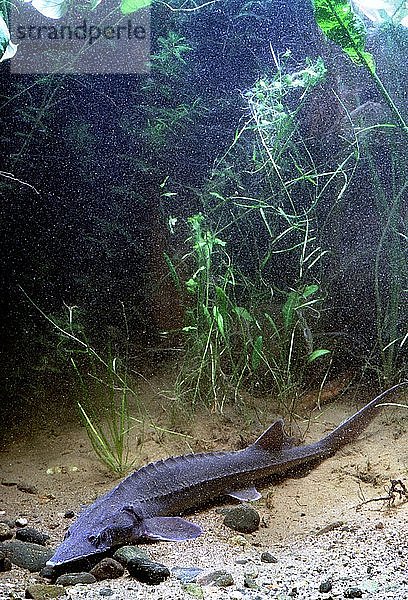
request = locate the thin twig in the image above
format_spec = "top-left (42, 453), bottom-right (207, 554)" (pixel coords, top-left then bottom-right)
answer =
top-left (356, 479), bottom-right (408, 511)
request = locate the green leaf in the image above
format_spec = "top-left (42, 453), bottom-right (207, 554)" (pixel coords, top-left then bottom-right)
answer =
top-left (234, 306), bottom-right (254, 322)
top-left (185, 278), bottom-right (198, 294)
top-left (213, 235), bottom-right (226, 247)
top-left (264, 312), bottom-right (279, 336)
top-left (307, 348), bottom-right (331, 362)
top-left (302, 284), bottom-right (319, 298)
top-left (202, 305), bottom-right (211, 325)
top-left (313, 0), bottom-right (375, 73)
top-left (282, 291), bottom-right (299, 330)
top-left (213, 306), bottom-right (225, 337)
top-left (163, 252), bottom-right (182, 293)
top-left (215, 286), bottom-right (229, 320)
top-left (251, 335), bottom-right (263, 371)
top-left (209, 192), bottom-right (226, 201)
top-left (28, 0), bottom-right (68, 19)
top-left (0, 13), bottom-right (17, 62)
top-left (121, 0), bottom-right (151, 15)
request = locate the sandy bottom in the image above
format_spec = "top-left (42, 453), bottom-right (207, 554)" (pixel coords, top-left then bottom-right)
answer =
top-left (1, 375), bottom-right (408, 598)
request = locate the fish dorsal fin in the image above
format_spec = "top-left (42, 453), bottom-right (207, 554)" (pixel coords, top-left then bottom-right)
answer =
top-left (251, 419), bottom-right (291, 453)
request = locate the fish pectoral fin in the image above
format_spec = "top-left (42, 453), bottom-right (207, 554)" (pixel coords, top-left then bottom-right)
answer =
top-left (141, 517), bottom-right (203, 542)
top-left (227, 487), bottom-right (262, 502)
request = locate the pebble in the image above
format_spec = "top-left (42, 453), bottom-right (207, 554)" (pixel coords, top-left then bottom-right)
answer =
top-left (172, 566), bottom-right (204, 583)
top-left (243, 574), bottom-right (259, 589)
top-left (17, 482), bottom-right (37, 494)
top-left (223, 504), bottom-right (260, 534)
top-left (229, 592), bottom-right (244, 600)
top-left (229, 534), bottom-right (250, 547)
top-left (0, 522), bottom-right (13, 541)
top-left (55, 572), bottom-right (97, 586)
top-left (64, 510), bottom-right (75, 519)
top-left (15, 526), bottom-right (50, 546)
top-left (260, 551), bottom-right (278, 563)
top-left (0, 540), bottom-right (53, 572)
top-left (319, 579), bottom-right (333, 593)
top-left (196, 569), bottom-right (234, 587)
top-left (0, 518), bottom-right (15, 528)
top-left (99, 588), bottom-right (114, 596)
top-left (360, 578), bottom-right (379, 593)
top-left (90, 557), bottom-right (125, 580)
top-left (344, 587), bottom-right (363, 598)
top-left (25, 584), bottom-right (67, 599)
top-left (15, 517), bottom-right (28, 527)
top-left (0, 551), bottom-right (12, 572)
top-left (40, 564), bottom-right (57, 580)
top-left (235, 556), bottom-right (250, 564)
top-left (127, 557), bottom-right (170, 585)
top-left (113, 545), bottom-right (150, 566)
top-left (182, 583), bottom-right (204, 598)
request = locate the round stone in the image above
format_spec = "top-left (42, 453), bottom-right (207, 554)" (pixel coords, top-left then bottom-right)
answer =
top-left (223, 504), bottom-right (260, 534)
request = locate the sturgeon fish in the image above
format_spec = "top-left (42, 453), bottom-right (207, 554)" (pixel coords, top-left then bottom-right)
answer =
top-left (48, 382), bottom-right (406, 567)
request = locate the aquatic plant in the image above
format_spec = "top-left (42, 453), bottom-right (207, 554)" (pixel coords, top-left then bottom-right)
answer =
top-left (233, 50), bottom-right (358, 219)
top-left (165, 213), bottom-right (272, 410)
top-left (166, 205), bottom-right (330, 417)
top-left (149, 30), bottom-right (192, 77)
top-left (258, 283), bottom-right (330, 417)
top-left (0, 8), bottom-right (16, 62)
top-left (364, 151), bottom-right (408, 384)
top-left (72, 355), bottom-right (137, 475)
top-left (168, 213), bottom-right (244, 410)
top-left (163, 55), bottom-right (337, 416)
top-left (145, 100), bottom-right (203, 147)
top-left (313, 0), bottom-right (408, 134)
top-left (234, 52), bottom-right (328, 194)
top-left (141, 31), bottom-right (204, 148)
top-left (19, 290), bottom-right (143, 473)
top-left (19, 288), bottom-right (196, 471)
top-left (312, 1), bottom-right (408, 383)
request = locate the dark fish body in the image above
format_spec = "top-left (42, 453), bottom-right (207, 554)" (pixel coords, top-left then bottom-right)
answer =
top-left (48, 383), bottom-right (406, 567)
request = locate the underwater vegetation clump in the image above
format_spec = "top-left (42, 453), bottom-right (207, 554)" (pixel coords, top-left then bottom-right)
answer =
top-left (20, 292), bottom-right (196, 474)
top-left (161, 0), bottom-right (408, 415)
top-left (141, 31), bottom-right (205, 148)
top-left (161, 55), bottom-right (335, 418)
top-left (19, 292), bottom-right (141, 474)
top-left (165, 210), bottom-right (331, 420)
top-left (311, 0), bottom-right (407, 384)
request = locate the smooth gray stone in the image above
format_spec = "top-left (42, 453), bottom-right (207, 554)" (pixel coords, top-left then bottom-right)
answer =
top-left (0, 540), bottom-right (53, 572)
